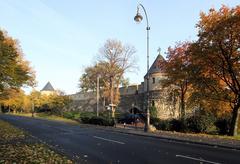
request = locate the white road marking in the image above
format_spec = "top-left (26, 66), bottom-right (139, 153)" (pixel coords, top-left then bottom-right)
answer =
top-left (176, 154), bottom-right (222, 164)
top-left (93, 136), bottom-right (125, 145)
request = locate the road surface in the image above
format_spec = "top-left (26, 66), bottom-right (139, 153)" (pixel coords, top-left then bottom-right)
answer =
top-left (0, 114), bottom-right (239, 164)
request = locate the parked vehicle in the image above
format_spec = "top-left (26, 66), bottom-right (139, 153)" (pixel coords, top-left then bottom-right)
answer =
top-left (118, 114), bottom-right (144, 124)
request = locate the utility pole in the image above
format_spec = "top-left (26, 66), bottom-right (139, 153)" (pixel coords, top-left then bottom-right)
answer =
top-left (31, 101), bottom-right (34, 117)
top-left (97, 73), bottom-right (100, 117)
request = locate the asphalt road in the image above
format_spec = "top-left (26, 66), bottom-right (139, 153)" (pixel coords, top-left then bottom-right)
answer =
top-left (0, 114), bottom-right (239, 164)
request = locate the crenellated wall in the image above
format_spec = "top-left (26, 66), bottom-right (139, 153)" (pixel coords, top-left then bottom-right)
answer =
top-left (67, 53), bottom-right (181, 120)
top-left (68, 83), bottom-right (180, 120)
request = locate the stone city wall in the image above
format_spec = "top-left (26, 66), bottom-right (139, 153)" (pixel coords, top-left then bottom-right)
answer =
top-left (68, 84), bottom-right (180, 120)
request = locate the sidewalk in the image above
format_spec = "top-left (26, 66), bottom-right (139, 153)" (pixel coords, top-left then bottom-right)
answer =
top-left (80, 123), bottom-right (240, 150)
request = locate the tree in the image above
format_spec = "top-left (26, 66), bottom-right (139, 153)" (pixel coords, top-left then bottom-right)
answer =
top-left (1, 89), bottom-right (30, 113)
top-left (0, 30), bottom-right (35, 97)
top-left (29, 90), bottom-right (42, 109)
top-left (163, 42), bottom-right (192, 119)
top-left (28, 90), bottom-right (72, 115)
top-left (79, 62), bottom-right (107, 92)
top-left (48, 91), bottom-right (72, 115)
top-left (190, 5), bottom-right (240, 136)
top-left (79, 39), bottom-right (137, 117)
top-left (98, 39), bottom-right (137, 107)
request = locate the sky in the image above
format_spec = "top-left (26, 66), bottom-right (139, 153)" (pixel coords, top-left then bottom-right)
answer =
top-left (0, 0), bottom-right (239, 94)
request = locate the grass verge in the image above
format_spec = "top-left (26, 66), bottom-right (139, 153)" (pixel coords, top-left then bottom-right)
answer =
top-left (9, 112), bottom-right (79, 125)
top-left (0, 120), bottom-right (73, 163)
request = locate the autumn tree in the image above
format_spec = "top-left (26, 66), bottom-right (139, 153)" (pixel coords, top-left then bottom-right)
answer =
top-left (48, 91), bottom-right (72, 116)
top-left (0, 30), bottom-right (35, 96)
top-left (29, 90), bottom-right (42, 109)
top-left (1, 89), bottom-right (31, 113)
top-left (79, 39), bottom-right (137, 117)
top-left (163, 42), bottom-right (192, 119)
top-left (190, 5), bottom-right (240, 136)
top-left (98, 39), bottom-right (137, 108)
top-left (79, 62), bottom-right (108, 93)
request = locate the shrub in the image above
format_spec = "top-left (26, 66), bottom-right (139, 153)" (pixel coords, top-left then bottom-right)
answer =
top-left (79, 111), bottom-right (96, 118)
top-left (215, 117), bottom-right (231, 135)
top-left (80, 116), bottom-right (114, 126)
top-left (63, 111), bottom-right (81, 119)
top-left (73, 113), bottom-right (81, 119)
top-left (186, 116), bottom-right (202, 133)
top-left (80, 116), bottom-right (91, 124)
top-left (186, 114), bottom-right (215, 133)
top-left (63, 112), bottom-right (75, 119)
top-left (154, 120), bottom-right (170, 131)
top-left (150, 117), bottom-right (161, 126)
top-left (151, 118), bottom-right (186, 132)
top-left (183, 109), bottom-right (216, 133)
top-left (169, 119), bottom-right (186, 132)
top-left (88, 116), bottom-right (104, 125)
top-left (150, 106), bottom-right (158, 119)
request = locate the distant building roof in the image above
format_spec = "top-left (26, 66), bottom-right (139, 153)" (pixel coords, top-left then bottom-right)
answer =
top-left (41, 82), bottom-right (54, 91)
top-left (144, 52), bottom-right (166, 78)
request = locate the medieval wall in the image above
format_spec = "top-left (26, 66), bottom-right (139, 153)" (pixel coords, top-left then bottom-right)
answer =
top-left (118, 93), bottom-right (144, 112)
top-left (68, 83), bottom-right (180, 120)
top-left (69, 92), bottom-right (101, 112)
top-left (69, 91), bottom-right (143, 113)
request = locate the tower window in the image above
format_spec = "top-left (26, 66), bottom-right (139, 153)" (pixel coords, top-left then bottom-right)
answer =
top-left (152, 100), bottom-right (155, 107)
top-left (152, 77), bottom-right (155, 84)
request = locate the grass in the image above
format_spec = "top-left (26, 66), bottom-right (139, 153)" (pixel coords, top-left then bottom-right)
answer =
top-left (0, 120), bottom-right (73, 163)
top-left (9, 112), bottom-right (79, 125)
top-left (189, 132), bottom-right (240, 141)
top-left (222, 135), bottom-right (240, 140)
top-left (37, 112), bottom-right (79, 125)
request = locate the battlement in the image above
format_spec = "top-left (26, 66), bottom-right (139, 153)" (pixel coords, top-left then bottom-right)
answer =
top-left (119, 83), bottom-right (144, 96)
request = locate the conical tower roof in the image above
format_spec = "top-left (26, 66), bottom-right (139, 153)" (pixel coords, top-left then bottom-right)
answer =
top-left (41, 82), bottom-right (54, 91)
top-left (144, 51), bottom-right (166, 78)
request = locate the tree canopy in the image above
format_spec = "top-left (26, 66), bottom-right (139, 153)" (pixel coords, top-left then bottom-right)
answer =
top-left (190, 5), bottom-right (240, 136)
top-left (163, 42), bottom-right (192, 119)
top-left (79, 39), bottom-right (137, 107)
top-left (164, 5), bottom-right (240, 136)
top-left (0, 30), bottom-right (35, 98)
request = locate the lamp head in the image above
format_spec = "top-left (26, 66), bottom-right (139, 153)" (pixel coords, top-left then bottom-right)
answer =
top-left (134, 7), bottom-right (143, 23)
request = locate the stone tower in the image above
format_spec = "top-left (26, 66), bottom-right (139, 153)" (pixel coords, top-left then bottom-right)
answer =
top-left (144, 51), bottom-right (180, 119)
top-left (41, 82), bottom-right (55, 95)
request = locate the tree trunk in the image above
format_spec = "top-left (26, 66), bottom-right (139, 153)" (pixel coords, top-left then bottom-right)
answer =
top-left (110, 76), bottom-right (115, 118)
top-left (180, 88), bottom-right (186, 119)
top-left (229, 102), bottom-right (240, 136)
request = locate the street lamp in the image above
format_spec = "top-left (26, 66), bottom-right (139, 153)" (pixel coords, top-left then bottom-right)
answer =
top-left (96, 63), bottom-right (100, 117)
top-left (134, 4), bottom-right (150, 132)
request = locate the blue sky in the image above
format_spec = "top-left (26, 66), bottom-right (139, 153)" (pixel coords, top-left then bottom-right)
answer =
top-left (0, 0), bottom-right (239, 94)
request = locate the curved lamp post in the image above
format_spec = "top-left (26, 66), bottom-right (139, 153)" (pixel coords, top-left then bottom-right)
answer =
top-left (134, 4), bottom-right (150, 132)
